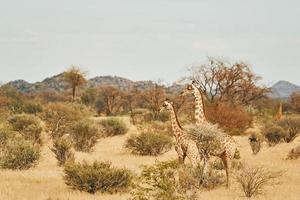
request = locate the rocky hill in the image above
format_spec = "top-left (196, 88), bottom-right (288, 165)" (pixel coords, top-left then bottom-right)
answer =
top-left (269, 80), bottom-right (300, 99)
top-left (3, 74), bottom-right (167, 93)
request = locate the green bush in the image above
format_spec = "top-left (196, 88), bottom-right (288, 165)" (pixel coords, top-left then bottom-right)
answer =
top-left (0, 139), bottom-right (40, 170)
top-left (64, 161), bottom-right (133, 194)
top-left (69, 120), bottom-right (99, 152)
top-left (8, 114), bottom-right (43, 144)
top-left (262, 124), bottom-right (287, 146)
top-left (125, 131), bottom-right (172, 156)
top-left (51, 137), bottom-right (75, 166)
top-left (277, 116), bottom-right (300, 143)
top-left (100, 118), bottom-right (128, 136)
top-left (43, 102), bottom-right (90, 139)
top-left (129, 160), bottom-right (198, 200)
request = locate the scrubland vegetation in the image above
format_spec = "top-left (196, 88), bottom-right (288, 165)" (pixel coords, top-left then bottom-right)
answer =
top-left (0, 58), bottom-right (300, 200)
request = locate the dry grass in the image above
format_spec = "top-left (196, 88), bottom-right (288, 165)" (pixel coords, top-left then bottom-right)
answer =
top-left (1, 116), bottom-right (300, 200)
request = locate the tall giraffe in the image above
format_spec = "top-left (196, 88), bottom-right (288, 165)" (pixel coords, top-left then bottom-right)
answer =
top-left (181, 81), bottom-right (238, 187)
top-left (180, 80), bottom-right (207, 124)
top-left (160, 100), bottom-right (200, 167)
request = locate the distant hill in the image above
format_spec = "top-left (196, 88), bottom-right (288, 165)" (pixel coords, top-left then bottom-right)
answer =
top-left (3, 74), bottom-right (171, 93)
top-left (269, 80), bottom-right (300, 99)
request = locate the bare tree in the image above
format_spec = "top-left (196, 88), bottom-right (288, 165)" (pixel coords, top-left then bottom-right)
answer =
top-left (140, 83), bottom-right (166, 119)
top-left (186, 57), bottom-right (269, 105)
top-left (64, 66), bottom-right (87, 101)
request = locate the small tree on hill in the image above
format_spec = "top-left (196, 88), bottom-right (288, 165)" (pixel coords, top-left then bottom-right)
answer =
top-left (64, 66), bottom-right (87, 101)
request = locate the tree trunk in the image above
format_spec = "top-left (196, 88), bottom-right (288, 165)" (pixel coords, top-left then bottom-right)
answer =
top-left (72, 86), bottom-right (76, 101)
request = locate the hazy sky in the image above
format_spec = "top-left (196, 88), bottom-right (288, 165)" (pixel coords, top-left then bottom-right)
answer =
top-left (0, 0), bottom-right (300, 86)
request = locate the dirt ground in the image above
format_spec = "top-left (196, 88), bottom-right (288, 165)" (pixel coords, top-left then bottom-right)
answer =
top-left (1, 117), bottom-right (300, 200)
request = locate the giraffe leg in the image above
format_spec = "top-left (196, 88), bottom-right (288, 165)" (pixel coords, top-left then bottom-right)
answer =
top-left (221, 153), bottom-right (231, 188)
top-left (175, 144), bottom-right (185, 164)
top-left (202, 155), bottom-right (209, 186)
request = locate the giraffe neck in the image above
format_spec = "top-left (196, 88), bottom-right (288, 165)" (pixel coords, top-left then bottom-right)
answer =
top-left (194, 87), bottom-right (207, 124)
top-left (169, 106), bottom-right (183, 138)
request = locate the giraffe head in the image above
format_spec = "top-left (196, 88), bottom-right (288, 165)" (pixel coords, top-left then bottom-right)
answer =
top-left (180, 80), bottom-right (199, 96)
top-left (160, 99), bottom-right (174, 112)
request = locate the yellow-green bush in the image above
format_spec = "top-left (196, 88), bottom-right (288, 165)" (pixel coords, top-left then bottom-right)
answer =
top-left (43, 102), bottom-right (90, 138)
top-left (64, 161), bottom-right (133, 194)
top-left (69, 120), bottom-right (99, 152)
top-left (100, 118), bottom-right (128, 136)
top-left (0, 139), bottom-right (40, 170)
top-left (125, 131), bottom-right (172, 156)
top-left (8, 114), bottom-right (43, 144)
top-left (51, 137), bottom-right (75, 166)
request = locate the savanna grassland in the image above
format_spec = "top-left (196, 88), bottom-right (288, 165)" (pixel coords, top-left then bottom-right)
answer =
top-left (1, 59), bottom-right (300, 200)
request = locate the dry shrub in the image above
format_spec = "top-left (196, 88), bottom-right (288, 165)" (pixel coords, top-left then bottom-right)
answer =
top-left (125, 131), bottom-right (172, 156)
top-left (277, 116), bottom-right (300, 143)
top-left (100, 118), bottom-right (128, 136)
top-left (236, 166), bottom-right (281, 198)
top-left (0, 139), bottom-right (40, 170)
top-left (64, 161), bottom-right (133, 194)
top-left (69, 120), bottom-right (99, 152)
top-left (43, 102), bottom-right (90, 138)
top-left (8, 114), bottom-right (43, 144)
top-left (206, 103), bottom-right (252, 135)
top-left (263, 124), bottom-right (287, 146)
top-left (51, 137), bottom-right (75, 166)
top-left (287, 145), bottom-right (300, 160)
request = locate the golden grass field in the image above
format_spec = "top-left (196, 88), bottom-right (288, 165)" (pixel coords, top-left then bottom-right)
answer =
top-left (0, 117), bottom-right (300, 200)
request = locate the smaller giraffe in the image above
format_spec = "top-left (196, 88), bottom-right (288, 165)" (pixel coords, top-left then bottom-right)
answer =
top-left (160, 100), bottom-right (200, 167)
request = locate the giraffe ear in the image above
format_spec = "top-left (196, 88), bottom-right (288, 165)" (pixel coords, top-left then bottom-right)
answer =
top-left (192, 80), bottom-right (196, 84)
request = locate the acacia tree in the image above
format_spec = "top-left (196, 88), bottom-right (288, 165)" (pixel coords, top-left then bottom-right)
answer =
top-left (186, 57), bottom-right (269, 105)
top-left (96, 86), bottom-right (124, 115)
top-left (64, 66), bottom-right (87, 101)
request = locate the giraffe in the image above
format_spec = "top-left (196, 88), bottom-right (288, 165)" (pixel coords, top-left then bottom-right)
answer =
top-left (181, 80), bottom-right (238, 187)
top-left (160, 99), bottom-right (200, 167)
top-left (180, 80), bottom-right (207, 124)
